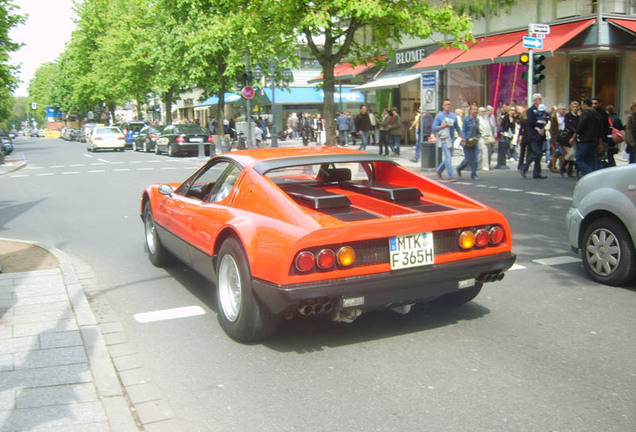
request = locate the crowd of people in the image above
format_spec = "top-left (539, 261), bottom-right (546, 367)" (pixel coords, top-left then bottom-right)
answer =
top-left (200, 97), bottom-right (636, 178)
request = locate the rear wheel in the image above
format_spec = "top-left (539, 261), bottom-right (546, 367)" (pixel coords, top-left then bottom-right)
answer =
top-left (143, 140), bottom-right (149, 152)
top-left (581, 217), bottom-right (636, 286)
top-left (435, 282), bottom-right (483, 307)
top-left (155, 144), bottom-right (161, 155)
top-left (216, 237), bottom-right (280, 342)
top-left (168, 144), bottom-right (175, 157)
top-left (143, 202), bottom-right (174, 267)
top-left (132, 141), bottom-right (137, 151)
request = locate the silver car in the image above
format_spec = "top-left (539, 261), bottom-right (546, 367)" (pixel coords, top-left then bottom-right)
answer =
top-left (566, 164), bottom-right (636, 286)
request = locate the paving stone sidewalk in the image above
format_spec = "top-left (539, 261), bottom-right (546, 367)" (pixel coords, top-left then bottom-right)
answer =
top-left (0, 240), bottom-right (140, 431)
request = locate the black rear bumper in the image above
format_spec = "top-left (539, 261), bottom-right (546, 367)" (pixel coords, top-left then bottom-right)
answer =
top-left (252, 252), bottom-right (516, 315)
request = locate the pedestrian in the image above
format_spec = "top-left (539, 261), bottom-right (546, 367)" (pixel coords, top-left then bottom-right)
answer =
top-left (561, 101), bottom-right (580, 177)
top-left (349, 113), bottom-right (357, 147)
top-left (495, 107), bottom-right (515, 169)
top-left (355, 105), bottom-right (372, 151)
top-left (519, 93), bottom-right (548, 179)
top-left (369, 109), bottom-right (377, 145)
top-left (549, 103), bottom-right (567, 173)
top-left (411, 109), bottom-right (433, 163)
top-left (606, 105), bottom-right (624, 165)
top-left (457, 105), bottom-right (480, 180)
top-left (314, 113), bottom-right (324, 145)
top-left (409, 107), bottom-right (421, 150)
top-left (433, 99), bottom-right (462, 181)
top-left (388, 107), bottom-right (402, 156)
top-left (300, 112), bottom-right (312, 146)
top-left (591, 97), bottom-right (611, 168)
top-left (336, 111), bottom-right (350, 146)
top-left (572, 98), bottom-right (603, 177)
top-left (625, 101), bottom-right (636, 164)
top-left (287, 113), bottom-right (299, 139)
top-left (379, 108), bottom-right (390, 156)
top-left (477, 107), bottom-right (496, 170)
top-left (253, 119), bottom-right (263, 147)
top-left (258, 116), bottom-right (268, 141)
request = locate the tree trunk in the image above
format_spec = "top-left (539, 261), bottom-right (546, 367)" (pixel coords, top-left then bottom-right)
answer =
top-left (135, 97), bottom-right (143, 120)
top-left (322, 60), bottom-right (338, 146)
top-left (163, 89), bottom-right (174, 125)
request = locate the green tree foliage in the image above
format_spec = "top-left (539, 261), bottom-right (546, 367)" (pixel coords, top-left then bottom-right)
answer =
top-left (0, 0), bottom-right (25, 121)
top-left (251, 0), bottom-right (475, 144)
top-left (27, 62), bottom-right (58, 120)
top-left (455, 0), bottom-right (517, 18)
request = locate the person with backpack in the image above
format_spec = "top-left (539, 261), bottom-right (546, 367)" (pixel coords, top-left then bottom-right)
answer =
top-left (573, 98), bottom-right (603, 177)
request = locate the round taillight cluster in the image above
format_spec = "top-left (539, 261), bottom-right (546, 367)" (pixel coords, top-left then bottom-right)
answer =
top-left (458, 226), bottom-right (505, 250)
top-left (294, 247), bottom-right (356, 273)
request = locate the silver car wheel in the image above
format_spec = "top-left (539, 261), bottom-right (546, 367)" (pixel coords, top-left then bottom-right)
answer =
top-left (218, 254), bottom-right (242, 323)
top-left (144, 211), bottom-right (157, 255)
top-left (585, 228), bottom-right (621, 277)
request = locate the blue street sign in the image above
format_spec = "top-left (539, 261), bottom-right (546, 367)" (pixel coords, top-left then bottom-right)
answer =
top-left (523, 36), bottom-right (543, 50)
top-left (421, 73), bottom-right (437, 88)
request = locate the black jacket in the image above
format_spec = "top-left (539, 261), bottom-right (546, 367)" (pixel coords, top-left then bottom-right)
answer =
top-left (576, 109), bottom-right (603, 142)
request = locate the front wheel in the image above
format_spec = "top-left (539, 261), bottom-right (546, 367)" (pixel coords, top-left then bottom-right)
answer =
top-left (216, 237), bottom-right (280, 342)
top-left (155, 144), bottom-right (161, 155)
top-left (143, 140), bottom-right (149, 153)
top-left (581, 217), bottom-right (636, 286)
top-left (143, 202), bottom-right (174, 267)
top-left (168, 144), bottom-right (176, 157)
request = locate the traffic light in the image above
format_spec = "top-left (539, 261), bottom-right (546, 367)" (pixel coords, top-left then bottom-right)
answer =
top-left (519, 53), bottom-right (529, 65)
top-left (532, 54), bottom-right (546, 84)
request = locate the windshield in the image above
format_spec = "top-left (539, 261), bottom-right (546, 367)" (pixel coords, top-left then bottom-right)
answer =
top-left (95, 127), bottom-right (121, 135)
top-left (265, 162), bottom-right (374, 185)
top-left (175, 125), bottom-right (208, 134)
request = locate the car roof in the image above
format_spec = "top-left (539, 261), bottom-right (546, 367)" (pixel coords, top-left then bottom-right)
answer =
top-left (219, 147), bottom-right (396, 174)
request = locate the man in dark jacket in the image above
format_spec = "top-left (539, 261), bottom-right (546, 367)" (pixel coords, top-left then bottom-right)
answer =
top-left (519, 93), bottom-right (547, 179)
top-left (573, 98), bottom-right (603, 176)
top-left (354, 105), bottom-right (372, 151)
top-left (592, 97), bottom-right (612, 167)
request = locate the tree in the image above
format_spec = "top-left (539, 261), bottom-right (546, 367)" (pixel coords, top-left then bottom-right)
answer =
top-left (27, 62), bottom-right (59, 120)
top-left (0, 0), bottom-right (25, 122)
top-left (256, 0), bottom-right (474, 144)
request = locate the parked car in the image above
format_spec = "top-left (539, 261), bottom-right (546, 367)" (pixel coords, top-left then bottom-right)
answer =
top-left (154, 124), bottom-right (213, 157)
top-left (80, 123), bottom-right (99, 142)
top-left (132, 125), bottom-right (164, 152)
top-left (0, 137), bottom-right (14, 156)
top-left (120, 120), bottom-right (150, 148)
top-left (566, 164), bottom-right (636, 286)
top-left (29, 130), bottom-right (39, 138)
top-left (86, 126), bottom-right (125, 152)
top-left (141, 147), bottom-right (516, 341)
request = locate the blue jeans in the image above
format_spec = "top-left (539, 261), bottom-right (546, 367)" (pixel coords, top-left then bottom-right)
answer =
top-left (338, 130), bottom-right (349, 146)
top-left (436, 138), bottom-right (455, 178)
top-left (390, 135), bottom-right (400, 154)
top-left (576, 140), bottom-right (598, 176)
top-left (359, 130), bottom-right (370, 151)
top-left (457, 145), bottom-right (479, 178)
top-left (414, 132), bottom-right (422, 160)
top-left (522, 140), bottom-right (543, 177)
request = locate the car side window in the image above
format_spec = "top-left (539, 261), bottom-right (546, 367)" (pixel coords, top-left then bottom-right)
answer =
top-left (210, 164), bottom-right (242, 203)
top-left (177, 161), bottom-right (233, 201)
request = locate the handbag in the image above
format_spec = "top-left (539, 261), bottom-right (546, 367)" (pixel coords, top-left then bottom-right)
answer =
top-left (466, 137), bottom-right (479, 148)
top-left (611, 128), bottom-right (624, 144)
top-left (557, 129), bottom-right (571, 146)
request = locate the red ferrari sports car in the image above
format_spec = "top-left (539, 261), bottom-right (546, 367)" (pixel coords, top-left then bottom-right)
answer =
top-left (141, 147), bottom-right (516, 341)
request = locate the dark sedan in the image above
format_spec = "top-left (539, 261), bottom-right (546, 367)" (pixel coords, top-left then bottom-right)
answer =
top-left (132, 125), bottom-right (164, 153)
top-left (154, 124), bottom-right (213, 157)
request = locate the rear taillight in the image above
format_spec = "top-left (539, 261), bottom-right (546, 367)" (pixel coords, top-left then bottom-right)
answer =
top-left (149, 134), bottom-right (157, 139)
top-left (207, 135), bottom-right (214, 143)
top-left (176, 135), bottom-right (186, 143)
top-left (459, 225), bottom-right (505, 251)
top-left (117, 136), bottom-right (124, 140)
top-left (94, 137), bottom-right (103, 141)
top-left (316, 249), bottom-right (336, 270)
top-left (336, 247), bottom-right (355, 267)
top-left (294, 246), bottom-right (356, 274)
top-left (295, 252), bottom-right (315, 273)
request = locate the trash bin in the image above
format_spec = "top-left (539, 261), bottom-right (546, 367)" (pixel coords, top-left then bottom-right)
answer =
top-left (420, 141), bottom-right (442, 169)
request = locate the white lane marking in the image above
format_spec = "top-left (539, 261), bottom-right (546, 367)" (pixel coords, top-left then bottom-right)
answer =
top-left (148, 160), bottom-right (161, 163)
top-left (129, 161), bottom-right (143, 164)
top-left (62, 171), bottom-right (81, 175)
top-left (137, 168), bottom-right (153, 171)
top-left (113, 168), bottom-right (130, 172)
top-left (70, 163), bottom-right (85, 167)
top-left (36, 173), bottom-right (55, 176)
top-left (533, 256), bottom-right (581, 266)
top-left (98, 159), bottom-right (110, 163)
top-left (134, 306), bottom-right (206, 323)
top-left (500, 188), bottom-right (523, 192)
top-left (91, 163), bottom-right (105, 166)
top-left (88, 170), bottom-right (106, 173)
top-left (111, 161), bottom-right (124, 165)
top-left (526, 191), bottom-right (551, 196)
top-left (509, 264), bottom-right (526, 271)
top-left (49, 165), bottom-right (65, 168)
top-left (10, 174), bottom-right (29, 178)
top-left (160, 167), bottom-right (177, 170)
top-left (556, 196), bottom-right (573, 201)
top-left (84, 154), bottom-right (93, 159)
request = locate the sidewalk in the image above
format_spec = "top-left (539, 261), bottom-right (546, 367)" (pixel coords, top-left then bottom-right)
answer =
top-left (0, 239), bottom-right (140, 431)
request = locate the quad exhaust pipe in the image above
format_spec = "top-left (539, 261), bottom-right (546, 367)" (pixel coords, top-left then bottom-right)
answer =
top-left (298, 302), bottom-right (334, 316)
top-left (478, 272), bottom-right (505, 283)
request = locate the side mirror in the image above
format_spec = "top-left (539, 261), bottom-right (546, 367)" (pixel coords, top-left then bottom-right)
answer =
top-left (158, 184), bottom-right (174, 196)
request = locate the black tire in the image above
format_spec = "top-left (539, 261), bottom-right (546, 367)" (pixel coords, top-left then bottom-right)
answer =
top-left (143, 140), bottom-right (149, 153)
top-left (155, 144), bottom-right (161, 155)
top-left (132, 141), bottom-right (137, 151)
top-left (216, 237), bottom-right (280, 342)
top-left (435, 282), bottom-right (483, 307)
top-left (143, 202), bottom-right (174, 267)
top-left (581, 217), bottom-right (636, 286)
top-left (168, 144), bottom-right (175, 157)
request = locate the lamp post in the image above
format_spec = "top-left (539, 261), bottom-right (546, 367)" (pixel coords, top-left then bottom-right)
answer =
top-left (253, 63), bottom-right (293, 148)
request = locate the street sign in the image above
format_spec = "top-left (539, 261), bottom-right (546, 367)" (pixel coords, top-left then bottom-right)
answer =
top-left (523, 36), bottom-right (543, 50)
top-left (532, 33), bottom-right (546, 39)
top-left (529, 23), bottom-right (550, 34)
top-left (242, 86), bottom-right (255, 99)
top-left (420, 71), bottom-right (438, 112)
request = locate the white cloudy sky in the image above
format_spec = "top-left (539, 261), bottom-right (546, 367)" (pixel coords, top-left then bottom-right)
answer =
top-left (9, 0), bottom-right (76, 97)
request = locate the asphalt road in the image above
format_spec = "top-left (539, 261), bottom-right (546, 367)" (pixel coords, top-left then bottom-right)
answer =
top-left (2, 136), bottom-right (635, 432)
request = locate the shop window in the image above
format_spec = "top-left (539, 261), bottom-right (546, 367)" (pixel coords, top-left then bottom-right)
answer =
top-left (569, 53), bottom-right (619, 106)
top-left (449, 67), bottom-right (485, 108)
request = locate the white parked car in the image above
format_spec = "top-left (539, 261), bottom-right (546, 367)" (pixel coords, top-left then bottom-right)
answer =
top-left (86, 126), bottom-right (125, 152)
top-left (566, 164), bottom-right (636, 286)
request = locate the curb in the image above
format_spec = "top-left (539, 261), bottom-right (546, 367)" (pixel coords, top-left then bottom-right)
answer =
top-left (0, 238), bottom-right (141, 431)
top-left (0, 160), bottom-right (26, 176)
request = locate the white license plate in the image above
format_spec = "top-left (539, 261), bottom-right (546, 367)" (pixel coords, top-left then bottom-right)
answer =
top-left (190, 137), bottom-right (203, 143)
top-left (389, 232), bottom-right (435, 270)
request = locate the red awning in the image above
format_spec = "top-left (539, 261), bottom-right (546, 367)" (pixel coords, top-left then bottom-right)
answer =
top-left (310, 56), bottom-right (385, 82)
top-left (500, 19), bottom-right (596, 61)
top-left (447, 31), bottom-right (527, 67)
top-left (411, 40), bottom-right (480, 70)
top-left (608, 18), bottom-right (636, 35)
